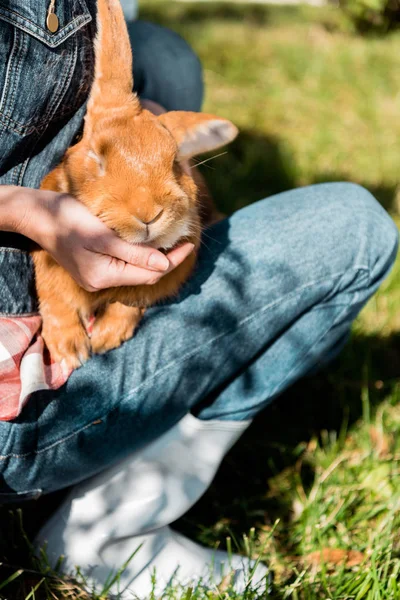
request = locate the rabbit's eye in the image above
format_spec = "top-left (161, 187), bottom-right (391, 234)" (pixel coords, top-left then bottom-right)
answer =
top-left (88, 150), bottom-right (106, 176)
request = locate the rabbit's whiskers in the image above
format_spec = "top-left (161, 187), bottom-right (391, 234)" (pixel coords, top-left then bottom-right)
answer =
top-left (190, 151), bottom-right (228, 170)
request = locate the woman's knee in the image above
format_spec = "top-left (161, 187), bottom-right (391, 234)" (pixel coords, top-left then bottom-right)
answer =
top-left (128, 20), bottom-right (204, 112)
top-left (317, 182), bottom-right (398, 284)
top-left (235, 182), bottom-right (398, 291)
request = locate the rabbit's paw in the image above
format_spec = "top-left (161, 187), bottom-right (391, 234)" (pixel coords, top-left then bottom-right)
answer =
top-left (90, 304), bottom-right (142, 355)
top-left (42, 322), bottom-right (91, 370)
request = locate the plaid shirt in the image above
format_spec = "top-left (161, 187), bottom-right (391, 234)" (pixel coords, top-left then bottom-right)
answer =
top-left (0, 315), bottom-right (70, 421)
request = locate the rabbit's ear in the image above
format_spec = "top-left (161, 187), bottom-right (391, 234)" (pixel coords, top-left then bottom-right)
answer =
top-left (158, 112), bottom-right (239, 159)
top-left (84, 0), bottom-right (139, 137)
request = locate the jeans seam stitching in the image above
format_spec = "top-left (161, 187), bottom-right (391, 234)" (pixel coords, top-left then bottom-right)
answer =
top-left (268, 290), bottom-right (361, 398)
top-left (4, 29), bottom-right (24, 122)
top-left (0, 313), bottom-right (39, 318)
top-left (1, 268), bottom-right (370, 460)
top-left (0, 25), bottom-right (17, 116)
top-left (120, 267), bottom-right (370, 399)
top-left (0, 421), bottom-right (98, 460)
top-left (0, 9), bottom-right (92, 49)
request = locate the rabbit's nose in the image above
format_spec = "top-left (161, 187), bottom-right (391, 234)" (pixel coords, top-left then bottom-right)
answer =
top-left (135, 209), bottom-right (164, 227)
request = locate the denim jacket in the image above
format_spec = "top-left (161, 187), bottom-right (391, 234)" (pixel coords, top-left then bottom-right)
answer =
top-left (0, 0), bottom-right (96, 315)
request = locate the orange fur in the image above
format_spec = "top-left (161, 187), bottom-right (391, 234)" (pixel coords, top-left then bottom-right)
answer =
top-left (32, 0), bottom-right (238, 369)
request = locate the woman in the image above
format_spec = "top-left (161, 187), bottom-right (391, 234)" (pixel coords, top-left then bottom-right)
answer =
top-left (0, 0), bottom-right (398, 596)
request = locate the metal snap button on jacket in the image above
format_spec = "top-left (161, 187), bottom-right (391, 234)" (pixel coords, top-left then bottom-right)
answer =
top-left (46, 0), bottom-right (59, 32)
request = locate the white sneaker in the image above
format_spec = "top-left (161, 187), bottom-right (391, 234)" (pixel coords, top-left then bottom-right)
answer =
top-left (35, 414), bottom-right (267, 597)
top-left (82, 526), bottom-right (268, 598)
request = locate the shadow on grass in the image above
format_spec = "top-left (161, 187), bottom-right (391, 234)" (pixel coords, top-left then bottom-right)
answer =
top-left (139, 2), bottom-right (340, 33)
top-left (200, 129), bottom-right (399, 215)
top-left (197, 130), bottom-right (296, 216)
top-left (140, 2), bottom-right (271, 28)
top-left (139, 1), bottom-right (349, 43)
top-left (174, 331), bottom-right (400, 554)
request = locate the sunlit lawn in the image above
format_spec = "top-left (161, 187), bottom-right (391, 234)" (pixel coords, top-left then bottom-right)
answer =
top-left (1, 2), bottom-right (400, 598)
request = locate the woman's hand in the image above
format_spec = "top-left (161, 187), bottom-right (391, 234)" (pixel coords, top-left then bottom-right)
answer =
top-left (1, 186), bottom-right (195, 292)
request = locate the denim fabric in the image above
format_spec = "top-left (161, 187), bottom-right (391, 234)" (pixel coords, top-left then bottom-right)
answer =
top-left (0, 0), bottom-right (96, 188)
top-left (0, 183), bottom-right (398, 499)
top-left (0, 249), bottom-right (37, 316)
top-left (0, 4), bottom-right (204, 316)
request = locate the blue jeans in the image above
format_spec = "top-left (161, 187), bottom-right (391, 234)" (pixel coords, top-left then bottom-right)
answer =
top-left (0, 183), bottom-right (398, 501)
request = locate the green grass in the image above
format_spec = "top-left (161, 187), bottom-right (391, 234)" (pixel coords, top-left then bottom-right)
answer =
top-left (2, 2), bottom-right (400, 598)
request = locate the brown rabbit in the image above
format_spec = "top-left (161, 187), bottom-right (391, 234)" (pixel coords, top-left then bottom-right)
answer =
top-left (32, 0), bottom-right (238, 370)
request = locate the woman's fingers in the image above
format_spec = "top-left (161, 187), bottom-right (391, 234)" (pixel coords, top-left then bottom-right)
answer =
top-left (95, 233), bottom-right (170, 272)
top-left (94, 230), bottom-right (195, 276)
top-left (88, 261), bottom-right (164, 290)
top-left (90, 242), bottom-right (196, 289)
top-left (164, 243), bottom-right (196, 270)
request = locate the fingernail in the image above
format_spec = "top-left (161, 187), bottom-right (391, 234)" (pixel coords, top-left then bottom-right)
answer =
top-left (148, 253), bottom-right (169, 271)
top-left (187, 243), bottom-right (195, 253)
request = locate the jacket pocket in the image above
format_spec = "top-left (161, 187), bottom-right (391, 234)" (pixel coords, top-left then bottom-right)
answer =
top-left (0, 0), bottom-right (92, 48)
top-left (0, 0), bottom-right (93, 135)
